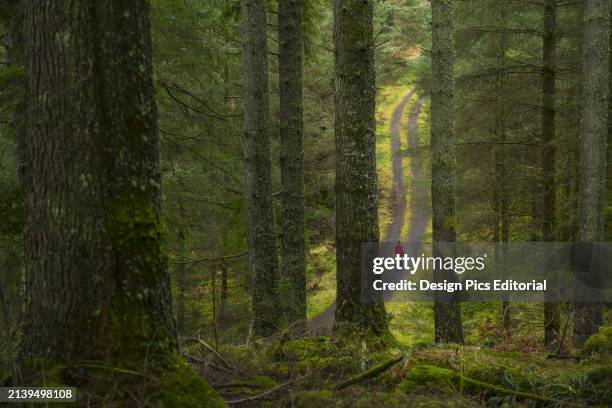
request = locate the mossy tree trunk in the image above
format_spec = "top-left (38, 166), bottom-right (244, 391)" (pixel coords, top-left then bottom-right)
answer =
top-left (542, 0), bottom-right (560, 349)
top-left (493, 0), bottom-right (511, 336)
top-left (431, 0), bottom-right (463, 344)
top-left (278, 0), bottom-right (306, 324)
top-left (333, 0), bottom-right (387, 335)
top-left (21, 0), bottom-right (177, 368)
top-left (606, 4), bottom-right (612, 243)
top-left (0, 0), bottom-right (25, 382)
top-left (241, 0), bottom-right (281, 336)
top-left (574, 0), bottom-right (609, 344)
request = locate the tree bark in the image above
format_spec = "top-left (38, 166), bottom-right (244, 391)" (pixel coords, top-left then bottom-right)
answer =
top-left (21, 0), bottom-right (177, 367)
top-left (333, 0), bottom-right (387, 335)
top-left (542, 0), bottom-right (560, 349)
top-left (574, 0), bottom-right (609, 344)
top-left (607, 4), bottom-right (612, 243)
top-left (241, 0), bottom-right (281, 336)
top-left (431, 0), bottom-right (463, 344)
top-left (278, 0), bottom-right (306, 324)
top-left (493, 1), bottom-right (511, 336)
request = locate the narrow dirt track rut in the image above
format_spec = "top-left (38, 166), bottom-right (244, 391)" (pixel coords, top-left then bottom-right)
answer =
top-left (308, 90), bottom-right (426, 334)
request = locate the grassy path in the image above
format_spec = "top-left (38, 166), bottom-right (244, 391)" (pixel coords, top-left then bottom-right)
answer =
top-left (308, 88), bottom-right (424, 335)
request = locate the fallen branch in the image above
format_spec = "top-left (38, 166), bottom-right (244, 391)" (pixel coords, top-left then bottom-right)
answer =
top-left (184, 337), bottom-right (237, 371)
top-left (183, 353), bottom-right (233, 374)
top-left (172, 251), bottom-right (248, 265)
top-left (226, 380), bottom-right (294, 405)
top-left (546, 354), bottom-right (585, 361)
top-left (212, 382), bottom-right (265, 389)
top-left (402, 365), bottom-right (562, 405)
top-left (335, 356), bottom-right (403, 391)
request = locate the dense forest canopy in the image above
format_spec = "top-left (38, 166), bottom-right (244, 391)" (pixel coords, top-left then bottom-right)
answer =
top-left (0, 0), bottom-right (610, 406)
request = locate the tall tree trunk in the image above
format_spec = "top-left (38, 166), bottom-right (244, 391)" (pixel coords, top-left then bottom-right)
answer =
top-left (431, 0), bottom-right (463, 344)
top-left (278, 0), bottom-right (306, 324)
top-left (542, 0), bottom-right (560, 349)
top-left (493, 1), bottom-right (511, 336)
top-left (607, 4), bottom-right (612, 243)
top-left (241, 0), bottom-right (281, 336)
top-left (333, 0), bottom-right (387, 335)
top-left (21, 0), bottom-right (177, 367)
top-left (574, 0), bottom-right (609, 344)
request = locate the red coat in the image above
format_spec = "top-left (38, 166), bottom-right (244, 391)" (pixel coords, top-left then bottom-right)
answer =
top-left (394, 243), bottom-right (404, 256)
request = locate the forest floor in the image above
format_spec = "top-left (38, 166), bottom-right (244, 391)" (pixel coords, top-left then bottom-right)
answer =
top-left (186, 84), bottom-right (611, 407)
top-left (191, 326), bottom-right (611, 407)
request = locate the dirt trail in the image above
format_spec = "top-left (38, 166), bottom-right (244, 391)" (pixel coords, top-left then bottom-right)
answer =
top-left (405, 97), bottom-right (427, 245)
top-left (308, 90), bottom-right (425, 335)
top-left (384, 89), bottom-right (416, 243)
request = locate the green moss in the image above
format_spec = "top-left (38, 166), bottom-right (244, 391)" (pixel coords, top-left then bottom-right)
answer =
top-left (398, 365), bottom-right (457, 392)
top-left (105, 192), bottom-right (166, 271)
top-left (297, 356), bottom-right (354, 373)
top-left (584, 326), bottom-right (612, 356)
top-left (280, 337), bottom-right (334, 361)
top-left (268, 362), bottom-right (291, 377)
top-left (399, 394), bottom-right (478, 407)
top-left (398, 365), bottom-right (558, 404)
top-left (583, 364), bottom-right (612, 405)
top-left (276, 337), bottom-right (360, 376)
top-left (150, 359), bottom-right (227, 408)
top-left (251, 375), bottom-right (278, 388)
top-left (346, 392), bottom-right (414, 408)
top-left (104, 192), bottom-right (175, 362)
top-left (293, 389), bottom-right (336, 407)
top-left (0, 65), bottom-right (24, 88)
top-left (296, 356), bottom-right (336, 369)
top-left (367, 349), bottom-right (403, 366)
top-left (347, 392), bottom-right (477, 408)
top-left (585, 364), bottom-right (612, 384)
top-left (463, 362), bottom-right (506, 383)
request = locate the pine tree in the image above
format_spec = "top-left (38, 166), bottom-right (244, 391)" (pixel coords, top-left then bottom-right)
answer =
top-left (22, 0), bottom-right (177, 367)
top-left (431, 0), bottom-right (463, 344)
top-left (241, 0), bottom-right (281, 336)
top-left (333, 0), bottom-right (387, 335)
top-left (542, 0), bottom-right (560, 349)
top-left (574, 0), bottom-right (609, 343)
top-left (278, 0), bottom-right (307, 324)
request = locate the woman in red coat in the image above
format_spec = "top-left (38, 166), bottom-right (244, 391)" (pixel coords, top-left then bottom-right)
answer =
top-left (394, 240), bottom-right (404, 256)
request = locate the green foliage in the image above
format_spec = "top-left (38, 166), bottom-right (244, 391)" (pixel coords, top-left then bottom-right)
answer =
top-left (0, 180), bottom-right (24, 236)
top-left (584, 325), bottom-right (612, 356)
top-left (399, 365), bottom-right (559, 404)
top-left (398, 365), bottom-right (457, 392)
top-left (0, 65), bottom-right (23, 86)
top-left (278, 337), bottom-right (335, 361)
top-left (292, 389), bottom-right (336, 408)
top-left (151, 359), bottom-right (228, 408)
top-left (0, 65), bottom-right (24, 106)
